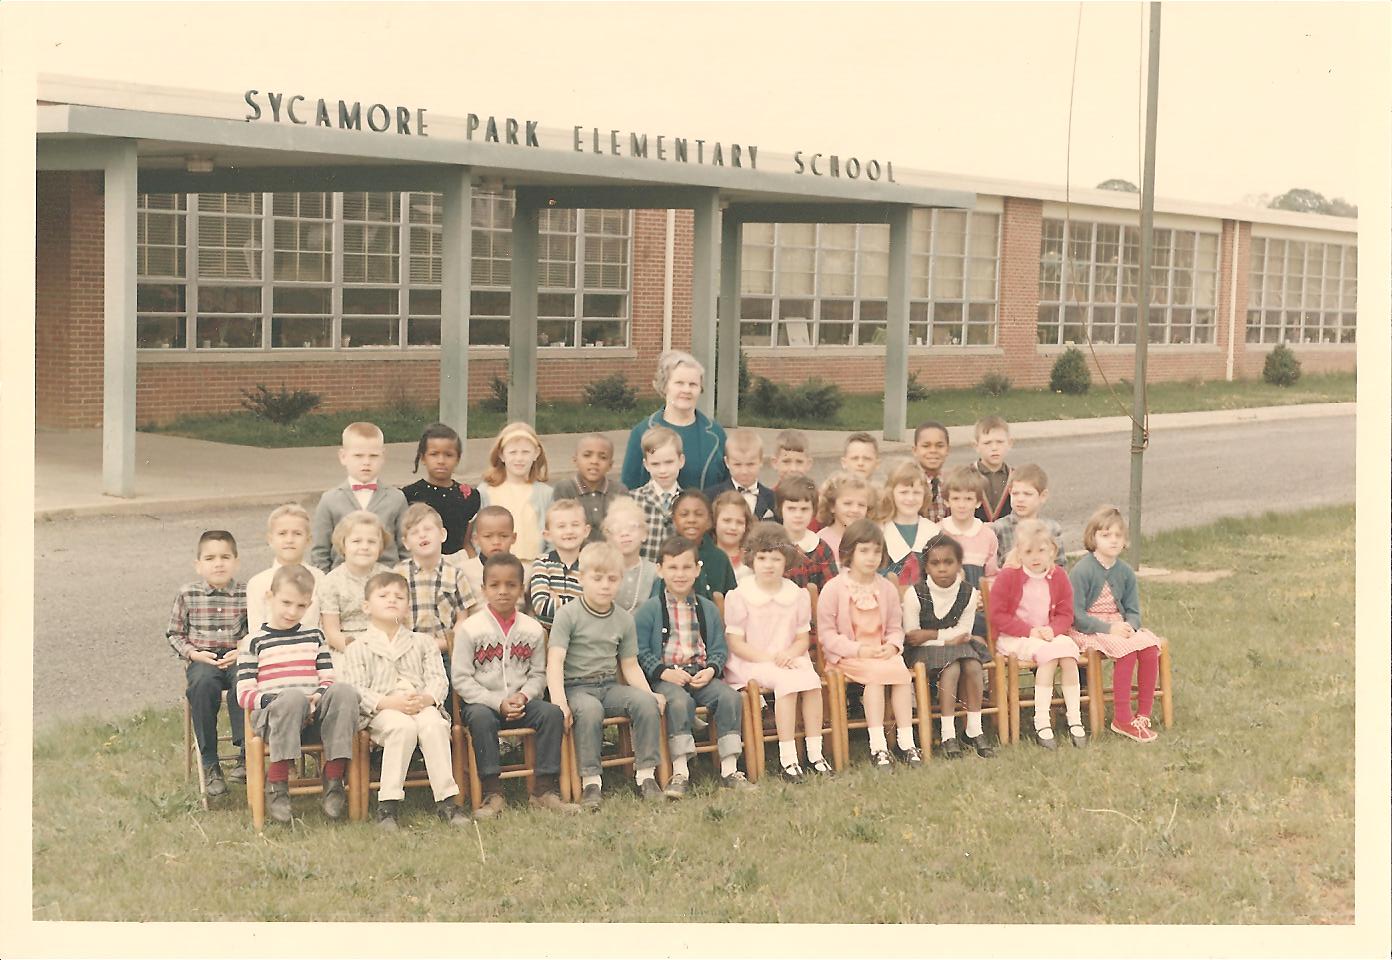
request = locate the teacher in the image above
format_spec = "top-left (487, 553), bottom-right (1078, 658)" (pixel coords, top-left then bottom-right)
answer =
top-left (620, 349), bottom-right (729, 491)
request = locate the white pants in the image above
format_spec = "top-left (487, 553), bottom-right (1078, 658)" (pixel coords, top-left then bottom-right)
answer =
top-left (367, 708), bottom-right (459, 803)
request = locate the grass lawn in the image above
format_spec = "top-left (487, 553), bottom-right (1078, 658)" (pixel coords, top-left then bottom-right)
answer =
top-left (31, 505), bottom-right (1355, 923)
top-left (141, 373), bottom-right (1355, 448)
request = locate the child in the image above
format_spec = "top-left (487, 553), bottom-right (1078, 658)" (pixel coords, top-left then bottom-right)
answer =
top-left (402, 422), bottom-right (480, 558)
top-left (551, 433), bottom-right (628, 545)
top-left (901, 534), bottom-right (996, 759)
top-left (971, 415), bottom-right (1015, 523)
top-left (477, 422), bottom-right (554, 564)
top-left (939, 467), bottom-right (1001, 589)
top-left (247, 504), bottom-right (325, 637)
top-left (669, 489), bottom-right (738, 617)
top-left (546, 542), bottom-right (666, 809)
top-left (1069, 506), bottom-right (1163, 744)
top-left (528, 499), bottom-right (591, 628)
top-left (992, 464), bottom-right (1063, 567)
top-left (236, 564), bottom-right (359, 824)
top-left (341, 572), bottom-right (468, 830)
top-left (458, 505), bottom-right (517, 600)
top-left (723, 522), bottom-right (829, 782)
top-left (166, 530), bottom-right (248, 796)
top-left (454, 553), bottom-right (578, 815)
top-left (817, 519), bottom-right (922, 771)
top-left (776, 476), bottom-right (838, 616)
top-left (710, 490), bottom-right (755, 583)
top-left (840, 431), bottom-right (881, 482)
top-left (875, 460), bottom-right (942, 592)
top-left (771, 428), bottom-right (813, 484)
top-left (310, 422), bottom-right (408, 571)
top-left (912, 420), bottom-right (951, 523)
top-left (816, 471), bottom-right (873, 558)
top-left (635, 537), bottom-right (754, 796)
top-left (703, 428), bottom-right (776, 520)
top-left (987, 518), bottom-right (1085, 749)
top-left (316, 511), bottom-right (393, 662)
top-left (394, 503), bottom-right (478, 658)
top-left (603, 496), bottom-right (660, 615)
top-left (631, 426), bottom-right (684, 563)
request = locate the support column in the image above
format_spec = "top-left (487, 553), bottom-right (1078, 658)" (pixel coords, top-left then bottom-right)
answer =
top-left (883, 205), bottom-right (912, 443)
top-left (690, 189), bottom-right (721, 419)
top-left (509, 197), bottom-right (539, 426)
top-left (103, 141), bottom-right (138, 497)
top-left (716, 212), bottom-right (742, 427)
top-left (439, 168), bottom-right (473, 434)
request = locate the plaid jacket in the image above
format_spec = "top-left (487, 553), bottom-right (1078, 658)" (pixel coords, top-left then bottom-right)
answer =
top-left (632, 480), bottom-right (681, 563)
top-left (394, 556), bottom-right (477, 640)
top-left (166, 579), bottom-right (248, 660)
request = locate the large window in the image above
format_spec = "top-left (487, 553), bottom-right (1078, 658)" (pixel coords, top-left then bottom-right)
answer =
top-left (136, 189), bottom-right (632, 352)
top-left (738, 210), bottom-right (1000, 348)
top-left (1246, 237), bottom-right (1356, 345)
top-left (1038, 219), bottom-right (1219, 346)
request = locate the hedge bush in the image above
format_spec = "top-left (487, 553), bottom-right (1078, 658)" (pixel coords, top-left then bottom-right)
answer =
top-left (1049, 347), bottom-right (1092, 395)
top-left (1262, 343), bottom-right (1302, 387)
top-left (583, 373), bottom-right (638, 410)
top-left (239, 384), bottom-right (321, 425)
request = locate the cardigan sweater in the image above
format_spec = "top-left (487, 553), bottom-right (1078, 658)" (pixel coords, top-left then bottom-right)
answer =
top-left (451, 608), bottom-right (549, 712)
top-left (338, 624), bottom-right (450, 729)
top-left (634, 587), bottom-right (728, 683)
top-left (815, 573), bottom-right (906, 664)
top-left (309, 480), bottom-right (409, 571)
top-left (621, 408), bottom-right (729, 491)
top-left (1068, 552), bottom-right (1144, 634)
top-left (987, 565), bottom-right (1074, 639)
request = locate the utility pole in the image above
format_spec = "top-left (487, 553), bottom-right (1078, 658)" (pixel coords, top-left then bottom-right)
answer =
top-left (1130, 1), bottom-right (1161, 567)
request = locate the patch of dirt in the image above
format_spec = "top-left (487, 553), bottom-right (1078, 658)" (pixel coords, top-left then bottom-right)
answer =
top-left (1136, 566), bottom-right (1235, 584)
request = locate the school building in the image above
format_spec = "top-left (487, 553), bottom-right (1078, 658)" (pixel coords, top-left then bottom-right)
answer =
top-left (34, 76), bottom-right (1358, 495)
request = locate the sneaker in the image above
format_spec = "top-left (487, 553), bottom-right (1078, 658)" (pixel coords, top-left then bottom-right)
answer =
top-left (321, 777), bottom-right (348, 820)
top-left (436, 799), bottom-right (471, 826)
top-left (203, 764), bottom-right (227, 798)
top-left (226, 754), bottom-right (247, 783)
top-left (1111, 715), bottom-right (1159, 743)
top-left (1035, 727), bottom-right (1058, 750)
top-left (720, 771), bottom-right (756, 791)
top-left (267, 781), bottom-right (292, 824)
top-left (869, 749), bottom-right (894, 772)
top-left (941, 737), bottom-right (963, 759)
top-left (663, 773), bottom-right (689, 800)
top-left (897, 745), bottom-right (923, 769)
top-left (779, 762), bottom-right (806, 784)
top-left (1068, 724), bottom-right (1089, 749)
top-left (807, 757), bottom-right (834, 777)
top-left (579, 783), bottom-right (602, 810)
top-left (529, 791), bottom-right (581, 814)
top-left (473, 792), bottom-right (506, 820)
top-left (961, 734), bottom-right (997, 759)
top-left (638, 777), bottom-right (663, 801)
top-left (375, 799), bottom-right (400, 832)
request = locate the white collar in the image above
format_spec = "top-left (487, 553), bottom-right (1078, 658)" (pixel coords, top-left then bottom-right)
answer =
top-left (884, 518), bottom-right (940, 562)
top-left (739, 578), bottom-right (801, 607)
top-left (1024, 566), bottom-right (1050, 581)
top-left (793, 529), bottom-right (820, 553)
top-left (926, 574), bottom-right (966, 602)
top-left (941, 516), bottom-right (982, 537)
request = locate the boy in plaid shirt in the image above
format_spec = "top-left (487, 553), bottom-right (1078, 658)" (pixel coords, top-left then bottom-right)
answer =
top-left (394, 503), bottom-right (479, 660)
top-left (166, 530), bottom-right (248, 797)
top-left (631, 426), bottom-right (684, 563)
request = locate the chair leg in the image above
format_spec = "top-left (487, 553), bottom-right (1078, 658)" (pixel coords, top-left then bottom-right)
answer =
top-left (523, 734), bottom-right (538, 797)
top-left (565, 729), bottom-right (581, 801)
top-left (246, 726), bottom-right (266, 832)
top-left (558, 731), bottom-right (572, 802)
top-left (991, 656), bottom-right (1008, 745)
top-left (1007, 656), bottom-right (1020, 745)
top-left (350, 730), bottom-right (369, 822)
top-left (1160, 639), bottom-right (1174, 728)
top-left (1087, 650), bottom-right (1104, 737)
top-left (912, 663), bottom-right (932, 763)
top-left (183, 699), bottom-right (194, 783)
top-left (746, 684), bottom-right (765, 782)
top-left (462, 729), bottom-right (482, 811)
top-left (656, 726), bottom-right (671, 789)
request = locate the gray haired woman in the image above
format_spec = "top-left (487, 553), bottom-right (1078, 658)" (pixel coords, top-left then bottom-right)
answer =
top-left (620, 350), bottom-right (729, 490)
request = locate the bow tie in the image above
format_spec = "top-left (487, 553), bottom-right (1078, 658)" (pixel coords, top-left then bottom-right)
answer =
top-left (352, 483), bottom-right (378, 492)
top-left (736, 485), bottom-right (756, 496)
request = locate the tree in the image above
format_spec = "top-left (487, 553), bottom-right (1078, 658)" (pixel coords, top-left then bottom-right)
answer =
top-left (1326, 196), bottom-right (1358, 218)
top-left (1096, 178), bottom-right (1139, 193)
top-left (1269, 188), bottom-right (1329, 214)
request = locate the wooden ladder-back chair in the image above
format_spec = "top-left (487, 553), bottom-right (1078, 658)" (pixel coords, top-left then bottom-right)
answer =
top-left (243, 710), bottom-right (367, 831)
top-left (454, 695), bottom-right (576, 810)
top-left (746, 640), bottom-right (843, 781)
top-left (1085, 636), bottom-right (1175, 732)
top-left (656, 702), bottom-right (760, 786)
top-left (183, 699), bottom-right (243, 809)
top-left (908, 582), bottom-right (1010, 753)
top-left (826, 657), bottom-right (932, 769)
top-left (563, 663), bottom-right (669, 800)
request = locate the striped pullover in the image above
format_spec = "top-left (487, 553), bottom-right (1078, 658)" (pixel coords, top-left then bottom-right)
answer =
top-left (527, 549), bottom-right (584, 628)
top-left (236, 623), bottom-right (336, 711)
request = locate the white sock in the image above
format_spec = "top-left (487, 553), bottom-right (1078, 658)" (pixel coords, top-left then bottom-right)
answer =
top-left (635, 766), bottom-right (655, 784)
top-left (965, 712), bottom-right (983, 738)
top-left (805, 735), bottom-right (825, 764)
top-left (1062, 684), bottom-right (1083, 727)
top-left (940, 715), bottom-right (956, 740)
top-left (778, 740), bottom-right (798, 768)
top-left (1034, 681), bottom-right (1053, 732)
top-left (582, 775), bottom-right (602, 790)
top-left (720, 753), bottom-right (738, 777)
top-left (868, 727), bottom-right (888, 754)
top-left (896, 726), bottom-right (916, 751)
top-left (670, 753), bottom-right (690, 778)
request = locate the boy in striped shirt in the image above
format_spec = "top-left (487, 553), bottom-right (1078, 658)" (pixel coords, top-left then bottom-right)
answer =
top-left (527, 499), bottom-right (590, 628)
top-left (237, 564), bottom-right (360, 825)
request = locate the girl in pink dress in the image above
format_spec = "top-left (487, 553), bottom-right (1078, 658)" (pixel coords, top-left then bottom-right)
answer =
top-left (723, 522), bottom-right (829, 782)
top-left (1069, 505), bottom-right (1164, 743)
top-left (817, 519), bottom-right (922, 772)
top-left (711, 490), bottom-right (754, 584)
top-left (815, 472), bottom-right (872, 558)
top-left (986, 518), bottom-right (1085, 749)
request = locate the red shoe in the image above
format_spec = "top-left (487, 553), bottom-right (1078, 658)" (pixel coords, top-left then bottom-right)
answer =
top-left (1110, 715), bottom-right (1158, 743)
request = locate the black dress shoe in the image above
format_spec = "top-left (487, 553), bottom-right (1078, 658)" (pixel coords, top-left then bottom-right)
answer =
top-left (940, 737), bottom-right (963, 759)
top-left (961, 734), bottom-right (997, 758)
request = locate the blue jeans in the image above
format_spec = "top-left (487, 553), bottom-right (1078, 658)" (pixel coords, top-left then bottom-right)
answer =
top-left (565, 678), bottom-right (661, 779)
top-left (654, 677), bottom-right (743, 760)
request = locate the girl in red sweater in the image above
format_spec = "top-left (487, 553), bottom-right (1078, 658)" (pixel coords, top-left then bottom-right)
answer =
top-left (986, 519), bottom-right (1085, 749)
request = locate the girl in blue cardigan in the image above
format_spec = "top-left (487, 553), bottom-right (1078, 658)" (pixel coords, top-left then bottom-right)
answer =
top-left (1068, 506), bottom-right (1163, 743)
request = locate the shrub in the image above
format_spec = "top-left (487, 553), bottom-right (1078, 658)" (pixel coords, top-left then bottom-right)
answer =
top-left (1263, 343), bottom-right (1302, 387)
top-left (746, 376), bottom-right (843, 422)
top-left (977, 372), bottom-right (1012, 397)
top-left (906, 371), bottom-right (930, 402)
top-left (1049, 347), bottom-right (1092, 395)
top-left (738, 349), bottom-right (752, 400)
top-left (239, 383), bottom-right (321, 425)
top-left (583, 373), bottom-right (638, 410)
top-left (482, 376), bottom-right (509, 413)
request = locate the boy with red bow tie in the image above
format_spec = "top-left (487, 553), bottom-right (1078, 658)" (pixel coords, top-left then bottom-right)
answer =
top-left (310, 421), bottom-right (409, 571)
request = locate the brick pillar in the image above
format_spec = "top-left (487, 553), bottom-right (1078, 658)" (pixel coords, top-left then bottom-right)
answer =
top-left (998, 197), bottom-right (1044, 387)
top-left (1214, 219), bottom-right (1253, 380)
top-left (35, 171), bottom-right (106, 428)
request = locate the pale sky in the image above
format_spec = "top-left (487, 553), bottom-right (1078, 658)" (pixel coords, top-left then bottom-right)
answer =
top-left (12, 2), bottom-right (1378, 206)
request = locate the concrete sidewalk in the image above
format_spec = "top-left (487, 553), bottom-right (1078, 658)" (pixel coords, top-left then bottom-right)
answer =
top-left (33, 402), bottom-right (1354, 520)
